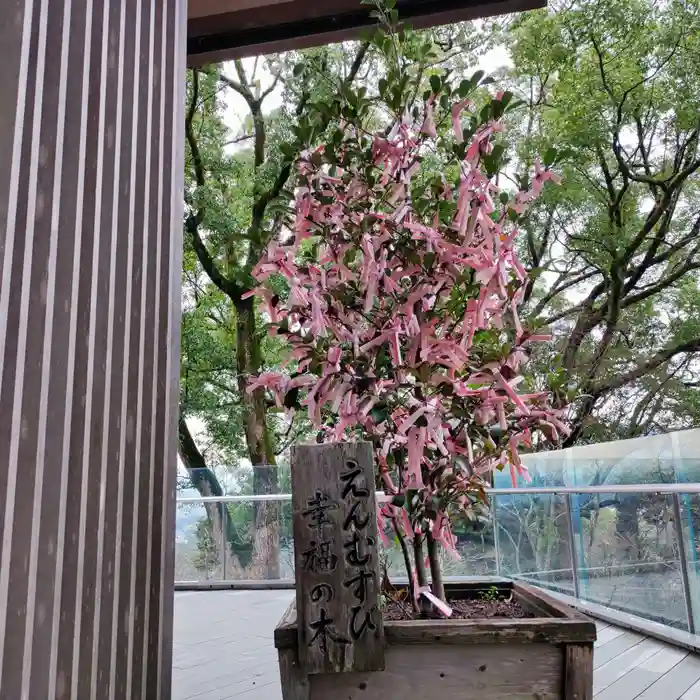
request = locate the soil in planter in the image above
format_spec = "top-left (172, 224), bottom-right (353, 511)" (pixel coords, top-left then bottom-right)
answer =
top-left (383, 593), bottom-right (535, 621)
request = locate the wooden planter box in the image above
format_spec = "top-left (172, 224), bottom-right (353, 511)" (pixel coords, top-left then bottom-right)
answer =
top-left (274, 580), bottom-right (596, 700)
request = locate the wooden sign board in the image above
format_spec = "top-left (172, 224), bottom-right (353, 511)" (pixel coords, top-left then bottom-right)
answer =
top-left (291, 442), bottom-right (385, 675)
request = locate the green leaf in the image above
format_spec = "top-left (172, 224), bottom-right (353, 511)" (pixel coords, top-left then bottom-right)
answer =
top-left (293, 63), bottom-right (304, 77)
top-left (370, 405), bottom-right (389, 424)
top-left (457, 79), bottom-right (472, 98)
top-left (429, 74), bottom-right (441, 94)
top-left (438, 199), bottom-right (457, 224)
top-left (479, 104), bottom-right (491, 124)
top-left (391, 494), bottom-right (406, 508)
top-left (500, 90), bottom-right (514, 107)
top-left (491, 143), bottom-right (506, 165)
top-left (469, 69), bottom-right (485, 88)
top-left (280, 142), bottom-right (296, 160)
top-left (482, 154), bottom-right (497, 177)
top-left (544, 147), bottom-right (558, 167)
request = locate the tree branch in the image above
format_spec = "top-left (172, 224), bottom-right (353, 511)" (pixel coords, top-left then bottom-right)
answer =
top-left (592, 338), bottom-right (700, 397)
top-left (185, 69), bottom-right (239, 299)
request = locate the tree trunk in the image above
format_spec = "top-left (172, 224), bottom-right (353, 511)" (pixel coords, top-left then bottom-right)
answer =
top-left (616, 499), bottom-right (641, 564)
top-left (390, 517), bottom-right (419, 613)
top-left (234, 295), bottom-right (280, 579)
top-left (178, 416), bottom-right (253, 571)
top-left (426, 531), bottom-right (445, 601)
top-left (413, 533), bottom-right (431, 615)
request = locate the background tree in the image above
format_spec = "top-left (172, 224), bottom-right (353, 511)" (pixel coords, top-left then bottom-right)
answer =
top-left (492, 0), bottom-right (700, 442)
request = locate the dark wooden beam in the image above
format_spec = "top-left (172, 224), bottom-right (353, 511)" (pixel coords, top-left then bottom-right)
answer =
top-left (187, 0), bottom-right (544, 66)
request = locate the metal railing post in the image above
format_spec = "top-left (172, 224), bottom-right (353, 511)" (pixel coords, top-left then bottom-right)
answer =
top-left (221, 505), bottom-right (227, 582)
top-left (491, 495), bottom-right (502, 576)
top-left (672, 493), bottom-right (695, 634)
top-left (565, 493), bottom-right (581, 600)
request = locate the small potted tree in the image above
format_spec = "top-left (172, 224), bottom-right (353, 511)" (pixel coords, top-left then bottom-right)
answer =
top-left (248, 8), bottom-right (595, 699)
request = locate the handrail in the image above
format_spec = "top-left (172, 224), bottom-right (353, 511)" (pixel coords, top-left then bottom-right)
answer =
top-left (176, 482), bottom-right (700, 503)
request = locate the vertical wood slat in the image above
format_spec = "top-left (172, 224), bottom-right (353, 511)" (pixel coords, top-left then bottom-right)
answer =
top-left (0, 1), bottom-right (185, 699)
top-left (565, 643), bottom-right (594, 700)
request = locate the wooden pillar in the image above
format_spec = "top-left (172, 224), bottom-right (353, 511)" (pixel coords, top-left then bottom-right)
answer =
top-left (0, 0), bottom-right (186, 698)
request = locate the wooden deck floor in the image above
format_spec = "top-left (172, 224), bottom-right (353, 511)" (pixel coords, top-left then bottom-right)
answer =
top-left (172, 591), bottom-right (700, 700)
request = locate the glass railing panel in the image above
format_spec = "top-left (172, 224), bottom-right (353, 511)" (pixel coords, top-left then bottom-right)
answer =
top-left (175, 497), bottom-right (295, 582)
top-left (378, 500), bottom-right (497, 581)
top-left (175, 501), bottom-right (225, 582)
top-left (222, 499), bottom-right (295, 580)
top-left (676, 493), bottom-right (700, 632)
top-left (493, 493), bottom-right (574, 594)
top-left (573, 491), bottom-right (689, 631)
top-left (174, 485), bottom-right (700, 639)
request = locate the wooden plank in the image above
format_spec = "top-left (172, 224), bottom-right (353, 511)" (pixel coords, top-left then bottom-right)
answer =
top-left (309, 642), bottom-right (564, 700)
top-left (187, 0), bottom-right (547, 65)
top-left (278, 647), bottom-right (311, 700)
top-left (513, 582), bottom-right (592, 622)
top-left (278, 599), bottom-right (298, 629)
top-left (384, 617), bottom-right (596, 645)
top-left (681, 674), bottom-right (700, 699)
top-left (512, 584), bottom-right (557, 618)
top-left (281, 613), bottom-right (600, 649)
top-left (291, 442), bottom-right (384, 675)
top-left (565, 643), bottom-right (593, 700)
top-left (593, 638), bottom-right (664, 694)
top-left (636, 653), bottom-right (700, 700)
top-left (594, 625), bottom-right (626, 647)
top-left (594, 646), bottom-right (687, 700)
top-left (278, 593), bottom-right (598, 650)
top-left (594, 630), bottom-right (646, 668)
top-left (275, 599), bottom-right (299, 648)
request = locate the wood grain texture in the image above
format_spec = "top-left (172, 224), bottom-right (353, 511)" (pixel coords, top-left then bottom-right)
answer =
top-left (636, 653), bottom-right (700, 699)
top-left (278, 647), bottom-right (311, 700)
top-left (309, 643), bottom-right (564, 700)
top-left (514, 583), bottom-right (597, 628)
top-left (0, 1), bottom-right (186, 698)
top-left (565, 644), bottom-right (594, 700)
top-left (273, 583), bottom-right (596, 699)
top-left (275, 582), bottom-right (596, 649)
top-left (187, 0), bottom-right (546, 65)
top-left (291, 442), bottom-right (384, 674)
top-left (277, 599), bottom-right (298, 631)
top-left (384, 618), bottom-right (596, 646)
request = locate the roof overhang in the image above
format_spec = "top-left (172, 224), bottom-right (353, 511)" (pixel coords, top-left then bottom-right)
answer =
top-left (187, 0), bottom-right (545, 66)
